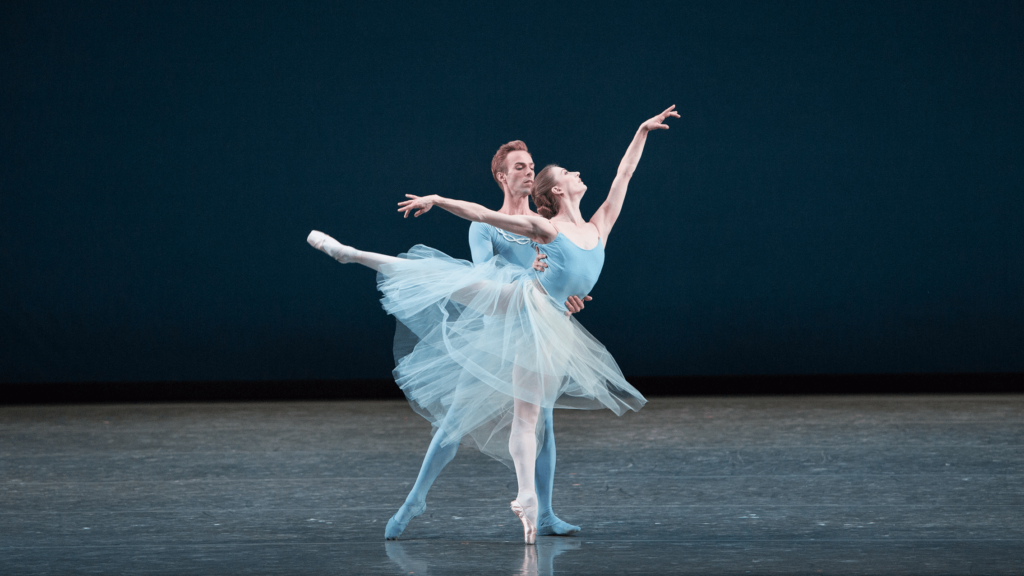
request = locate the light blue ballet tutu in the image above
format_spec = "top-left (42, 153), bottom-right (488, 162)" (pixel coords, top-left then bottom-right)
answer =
top-left (377, 244), bottom-right (646, 468)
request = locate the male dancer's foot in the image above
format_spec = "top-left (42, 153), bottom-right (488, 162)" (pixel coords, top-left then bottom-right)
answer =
top-left (307, 230), bottom-right (359, 263)
top-left (537, 513), bottom-right (581, 536)
top-left (384, 500), bottom-right (426, 540)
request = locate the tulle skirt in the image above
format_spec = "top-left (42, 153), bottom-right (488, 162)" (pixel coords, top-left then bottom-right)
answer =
top-left (377, 245), bottom-right (646, 468)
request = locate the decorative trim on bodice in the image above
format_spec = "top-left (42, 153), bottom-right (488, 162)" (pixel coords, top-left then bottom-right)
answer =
top-left (497, 228), bottom-right (533, 246)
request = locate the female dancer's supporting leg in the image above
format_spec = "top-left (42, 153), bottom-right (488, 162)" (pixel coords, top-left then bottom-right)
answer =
top-left (509, 363), bottom-right (549, 544)
top-left (510, 396), bottom-right (541, 544)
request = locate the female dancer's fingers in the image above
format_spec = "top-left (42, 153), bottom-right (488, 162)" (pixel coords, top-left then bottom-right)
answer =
top-left (583, 295), bottom-right (592, 301)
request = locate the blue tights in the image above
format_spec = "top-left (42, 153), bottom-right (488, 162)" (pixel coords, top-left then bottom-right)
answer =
top-left (384, 406), bottom-right (579, 539)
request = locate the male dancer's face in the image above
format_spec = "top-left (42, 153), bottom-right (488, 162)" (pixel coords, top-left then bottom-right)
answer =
top-left (501, 150), bottom-right (535, 197)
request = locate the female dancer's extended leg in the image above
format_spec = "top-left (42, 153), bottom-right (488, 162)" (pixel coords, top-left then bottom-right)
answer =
top-left (307, 231), bottom-right (401, 270)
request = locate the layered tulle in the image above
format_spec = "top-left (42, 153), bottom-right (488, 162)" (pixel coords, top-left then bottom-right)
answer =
top-left (377, 245), bottom-right (646, 467)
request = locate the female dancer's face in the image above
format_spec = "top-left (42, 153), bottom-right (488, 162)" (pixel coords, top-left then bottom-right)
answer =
top-left (554, 168), bottom-right (587, 199)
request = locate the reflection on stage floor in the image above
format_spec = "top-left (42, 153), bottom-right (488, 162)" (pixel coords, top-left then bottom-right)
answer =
top-left (2, 395), bottom-right (1022, 574)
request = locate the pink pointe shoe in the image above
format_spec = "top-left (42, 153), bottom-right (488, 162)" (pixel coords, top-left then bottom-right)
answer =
top-left (510, 499), bottom-right (537, 545)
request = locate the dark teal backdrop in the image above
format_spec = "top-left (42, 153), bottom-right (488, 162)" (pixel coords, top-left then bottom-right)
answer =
top-left (2, 1), bottom-right (1022, 384)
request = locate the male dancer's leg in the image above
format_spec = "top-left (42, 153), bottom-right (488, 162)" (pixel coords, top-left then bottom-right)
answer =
top-left (535, 406), bottom-right (581, 535)
top-left (384, 402), bottom-right (466, 539)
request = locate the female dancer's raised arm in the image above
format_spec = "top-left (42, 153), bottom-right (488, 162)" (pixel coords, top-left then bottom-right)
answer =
top-left (589, 105), bottom-right (680, 240)
top-left (398, 194), bottom-right (558, 244)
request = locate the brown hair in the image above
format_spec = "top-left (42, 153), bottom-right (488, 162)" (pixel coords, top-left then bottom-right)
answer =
top-left (490, 140), bottom-right (529, 191)
top-left (531, 164), bottom-right (562, 219)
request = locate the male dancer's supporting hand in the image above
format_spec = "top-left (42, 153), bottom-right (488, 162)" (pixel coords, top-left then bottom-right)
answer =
top-left (565, 295), bottom-right (591, 316)
top-left (532, 246), bottom-right (592, 316)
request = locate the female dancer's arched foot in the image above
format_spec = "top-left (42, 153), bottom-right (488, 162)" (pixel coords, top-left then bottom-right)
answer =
top-left (537, 513), bottom-right (581, 536)
top-left (307, 230), bottom-right (359, 263)
top-left (511, 493), bottom-right (538, 544)
top-left (384, 501), bottom-right (426, 540)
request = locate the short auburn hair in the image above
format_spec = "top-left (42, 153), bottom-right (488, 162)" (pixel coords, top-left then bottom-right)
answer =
top-left (490, 140), bottom-right (530, 191)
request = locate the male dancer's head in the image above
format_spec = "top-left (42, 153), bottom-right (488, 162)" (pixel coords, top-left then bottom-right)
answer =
top-left (491, 141), bottom-right (536, 215)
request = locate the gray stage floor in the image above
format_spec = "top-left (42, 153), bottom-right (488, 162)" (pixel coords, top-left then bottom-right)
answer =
top-left (1, 395), bottom-right (1022, 575)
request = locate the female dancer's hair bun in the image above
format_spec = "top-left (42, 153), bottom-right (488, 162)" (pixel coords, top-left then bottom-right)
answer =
top-left (531, 165), bottom-right (562, 220)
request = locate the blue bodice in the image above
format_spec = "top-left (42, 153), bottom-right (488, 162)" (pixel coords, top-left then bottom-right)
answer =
top-left (535, 233), bottom-right (605, 312)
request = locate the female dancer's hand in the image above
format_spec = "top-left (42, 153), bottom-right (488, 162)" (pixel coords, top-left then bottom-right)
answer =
top-left (398, 194), bottom-right (440, 218)
top-left (639, 105), bottom-right (680, 132)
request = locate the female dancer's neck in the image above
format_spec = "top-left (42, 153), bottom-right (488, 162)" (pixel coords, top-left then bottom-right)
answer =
top-left (552, 198), bottom-right (585, 226)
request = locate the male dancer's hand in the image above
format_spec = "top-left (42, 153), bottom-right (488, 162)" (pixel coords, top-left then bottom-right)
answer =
top-left (533, 246), bottom-right (548, 272)
top-left (565, 295), bottom-right (591, 316)
top-left (534, 247), bottom-right (591, 316)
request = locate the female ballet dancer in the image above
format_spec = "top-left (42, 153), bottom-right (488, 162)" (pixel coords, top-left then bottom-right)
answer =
top-left (307, 104), bottom-right (678, 543)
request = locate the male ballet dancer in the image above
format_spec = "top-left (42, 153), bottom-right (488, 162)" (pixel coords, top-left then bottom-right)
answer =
top-left (384, 140), bottom-right (587, 539)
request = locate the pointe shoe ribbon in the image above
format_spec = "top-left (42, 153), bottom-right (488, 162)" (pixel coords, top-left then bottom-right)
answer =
top-left (510, 500), bottom-right (537, 545)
